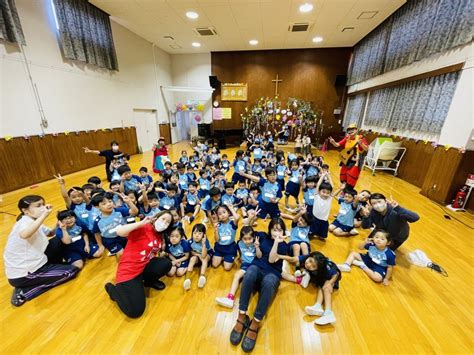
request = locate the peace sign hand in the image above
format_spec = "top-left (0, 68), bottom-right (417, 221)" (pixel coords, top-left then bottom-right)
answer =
top-left (254, 236), bottom-right (260, 248)
top-left (388, 195), bottom-right (399, 208)
top-left (54, 173), bottom-right (65, 185)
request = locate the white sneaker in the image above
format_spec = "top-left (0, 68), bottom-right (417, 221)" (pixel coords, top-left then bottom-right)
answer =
top-left (337, 263), bottom-right (351, 272)
top-left (349, 228), bottom-right (359, 235)
top-left (215, 296), bottom-right (234, 308)
top-left (203, 217), bottom-right (209, 224)
top-left (301, 272), bottom-right (311, 289)
top-left (314, 310), bottom-right (336, 325)
top-left (183, 278), bottom-right (191, 291)
top-left (294, 270), bottom-right (302, 277)
top-left (352, 260), bottom-right (365, 268)
top-left (305, 303), bottom-right (324, 316)
top-left (198, 275), bottom-right (206, 288)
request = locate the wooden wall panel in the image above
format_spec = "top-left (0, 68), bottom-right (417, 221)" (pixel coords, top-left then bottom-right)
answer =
top-left (211, 48), bottom-right (351, 137)
top-left (0, 127), bottom-right (138, 194)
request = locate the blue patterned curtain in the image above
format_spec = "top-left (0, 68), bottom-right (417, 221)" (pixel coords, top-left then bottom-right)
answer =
top-left (52, 0), bottom-right (118, 71)
top-left (0, 0), bottom-right (25, 45)
top-left (348, 0), bottom-right (473, 85)
top-left (363, 71), bottom-right (460, 134)
top-left (342, 93), bottom-right (367, 128)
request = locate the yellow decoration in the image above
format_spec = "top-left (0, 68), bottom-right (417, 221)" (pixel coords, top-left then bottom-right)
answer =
top-left (276, 114), bottom-right (281, 120)
top-left (196, 104), bottom-right (205, 111)
top-left (444, 145), bottom-right (451, 151)
top-left (423, 140), bottom-right (428, 144)
top-left (64, 131), bottom-right (69, 136)
top-left (4, 136), bottom-right (13, 141)
top-left (101, 129), bottom-right (107, 132)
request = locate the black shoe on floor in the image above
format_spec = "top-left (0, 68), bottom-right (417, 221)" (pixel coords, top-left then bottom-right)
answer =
top-left (230, 314), bottom-right (250, 345)
top-left (150, 280), bottom-right (166, 290)
top-left (11, 288), bottom-right (26, 307)
top-left (241, 320), bottom-right (259, 353)
top-left (105, 282), bottom-right (117, 301)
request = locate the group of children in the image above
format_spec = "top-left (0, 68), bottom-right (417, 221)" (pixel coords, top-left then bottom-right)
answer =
top-left (33, 135), bottom-right (396, 326)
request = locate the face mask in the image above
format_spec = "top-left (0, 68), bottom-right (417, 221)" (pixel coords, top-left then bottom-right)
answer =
top-left (154, 219), bottom-right (169, 232)
top-left (30, 205), bottom-right (46, 218)
top-left (372, 202), bottom-right (387, 212)
top-left (112, 145), bottom-right (119, 151)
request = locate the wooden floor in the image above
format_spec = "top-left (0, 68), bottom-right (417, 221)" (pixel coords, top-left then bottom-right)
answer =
top-left (0, 142), bottom-right (473, 354)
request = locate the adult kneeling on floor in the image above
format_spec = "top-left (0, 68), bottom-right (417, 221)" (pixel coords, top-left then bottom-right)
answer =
top-left (105, 211), bottom-right (173, 318)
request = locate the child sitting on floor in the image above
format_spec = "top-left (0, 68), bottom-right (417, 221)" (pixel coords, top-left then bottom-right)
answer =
top-left (183, 224), bottom-right (212, 290)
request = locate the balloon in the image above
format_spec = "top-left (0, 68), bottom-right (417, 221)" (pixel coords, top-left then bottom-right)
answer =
top-left (276, 108), bottom-right (280, 113)
top-left (281, 109), bottom-right (287, 114)
top-left (276, 114), bottom-right (281, 119)
top-left (194, 114), bottom-right (202, 123)
top-left (282, 115), bottom-right (287, 121)
top-left (268, 109), bottom-right (274, 114)
top-left (196, 104), bottom-right (205, 111)
top-left (287, 111), bottom-right (293, 116)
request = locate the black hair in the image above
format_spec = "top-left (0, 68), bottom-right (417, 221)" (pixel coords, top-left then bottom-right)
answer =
top-left (239, 226), bottom-right (255, 240)
top-left (123, 154), bottom-right (130, 160)
top-left (170, 227), bottom-right (186, 241)
top-left (322, 164), bottom-right (329, 169)
top-left (305, 176), bottom-right (317, 184)
top-left (370, 192), bottom-right (386, 201)
top-left (360, 189), bottom-right (371, 197)
top-left (249, 183), bottom-right (260, 192)
top-left (87, 176), bottom-right (101, 185)
top-left (209, 187), bottom-right (221, 197)
top-left (264, 167), bottom-right (276, 176)
top-left (117, 165), bottom-right (131, 176)
top-left (91, 193), bottom-right (109, 207)
top-left (82, 183), bottom-right (94, 191)
top-left (306, 251), bottom-right (331, 288)
top-left (17, 195), bottom-right (44, 221)
top-left (268, 217), bottom-right (286, 236)
top-left (67, 187), bottom-right (84, 196)
top-left (164, 161), bottom-right (172, 167)
top-left (57, 209), bottom-right (76, 221)
top-left (147, 192), bottom-right (159, 200)
top-left (299, 212), bottom-right (314, 226)
top-left (222, 154), bottom-right (228, 158)
top-left (373, 228), bottom-right (391, 243)
top-left (166, 183), bottom-right (178, 193)
top-left (343, 187), bottom-right (357, 197)
top-left (110, 181), bottom-right (120, 188)
top-left (319, 182), bottom-right (333, 192)
top-left (199, 169), bottom-right (207, 177)
top-left (91, 188), bottom-right (106, 197)
top-left (188, 181), bottom-right (198, 188)
top-left (110, 141), bottom-right (119, 146)
top-left (214, 170), bottom-right (225, 177)
top-left (177, 163), bottom-right (185, 170)
top-left (139, 167), bottom-right (148, 173)
top-left (217, 204), bottom-right (231, 216)
top-left (224, 181), bottom-right (235, 190)
top-left (192, 223), bottom-right (206, 235)
top-left (236, 150), bottom-right (244, 158)
top-left (153, 181), bottom-right (165, 189)
top-left (254, 158), bottom-right (261, 163)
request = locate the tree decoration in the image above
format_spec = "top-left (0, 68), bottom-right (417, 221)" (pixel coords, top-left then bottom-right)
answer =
top-left (4, 136), bottom-right (13, 141)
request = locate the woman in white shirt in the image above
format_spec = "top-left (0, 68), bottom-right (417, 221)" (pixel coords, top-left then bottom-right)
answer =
top-left (3, 195), bottom-right (79, 307)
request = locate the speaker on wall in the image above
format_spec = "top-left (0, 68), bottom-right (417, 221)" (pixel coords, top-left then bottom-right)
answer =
top-left (198, 124), bottom-right (211, 138)
top-left (209, 76), bottom-right (221, 89)
top-left (334, 74), bottom-right (347, 87)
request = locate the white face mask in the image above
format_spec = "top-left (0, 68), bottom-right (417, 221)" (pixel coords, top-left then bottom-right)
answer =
top-left (29, 205), bottom-right (46, 218)
top-left (372, 202), bottom-right (387, 212)
top-left (154, 219), bottom-right (169, 232)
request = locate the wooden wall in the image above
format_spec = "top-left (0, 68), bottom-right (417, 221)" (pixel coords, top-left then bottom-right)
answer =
top-left (211, 48), bottom-right (352, 136)
top-left (361, 131), bottom-right (474, 210)
top-left (0, 127), bottom-right (138, 194)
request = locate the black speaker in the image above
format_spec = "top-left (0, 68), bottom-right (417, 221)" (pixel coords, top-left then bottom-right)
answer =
top-left (218, 138), bottom-right (226, 149)
top-left (198, 124), bottom-right (211, 138)
top-left (334, 74), bottom-right (347, 86)
top-left (209, 75), bottom-right (221, 89)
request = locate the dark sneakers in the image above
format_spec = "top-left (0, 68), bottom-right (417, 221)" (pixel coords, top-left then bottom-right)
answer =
top-left (11, 288), bottom-right (26, 307)
top-left (148, 280), bottom-right (166, 291)
top-left (230, 313), bottom-right (250, 345)
top-left (104, 282), bottom-right (117, 301)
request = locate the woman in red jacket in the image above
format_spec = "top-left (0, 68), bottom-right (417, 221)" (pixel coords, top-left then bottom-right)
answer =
top-left (105, 211), bottom-right (173, 318)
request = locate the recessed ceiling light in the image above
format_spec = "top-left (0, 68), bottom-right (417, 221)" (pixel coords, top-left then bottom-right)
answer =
top-left (186, 11), bottom-right (199, 19)
top-left (312, 36), bottom-right (323, 43)
top-left (249, 39), bottom-right (258, 45)
top-left (299, 3), bottom-right (313, 13)
top-left (192, 42), bottom-right (201, 48)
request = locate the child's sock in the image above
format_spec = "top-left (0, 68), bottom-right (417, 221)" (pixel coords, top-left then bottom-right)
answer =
top-left (352, 260), bottom-right (365, 268)
top-left (337, 263), bottom-right (351, 272)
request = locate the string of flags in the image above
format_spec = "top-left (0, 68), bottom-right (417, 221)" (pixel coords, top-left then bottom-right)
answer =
top-left (2, 127), bottom-right (135, 142)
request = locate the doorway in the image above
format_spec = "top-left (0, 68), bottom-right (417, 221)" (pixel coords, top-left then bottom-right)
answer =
top-left (133, 109), bottom-right (158, 152)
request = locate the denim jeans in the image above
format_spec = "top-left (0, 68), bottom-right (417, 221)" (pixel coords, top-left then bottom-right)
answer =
top-left (238, 265), bottom-right (280, 320)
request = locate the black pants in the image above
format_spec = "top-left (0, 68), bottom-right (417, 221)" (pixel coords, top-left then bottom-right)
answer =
top-left (108, 257), bottom-right (171, 318)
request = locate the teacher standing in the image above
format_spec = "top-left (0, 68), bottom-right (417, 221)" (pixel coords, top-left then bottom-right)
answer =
top-left (83, 141), bottom-right (123, 182)
top-left (104, 211), bottom-right (173, 318)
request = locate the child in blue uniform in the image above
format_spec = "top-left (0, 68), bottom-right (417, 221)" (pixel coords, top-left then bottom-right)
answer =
top-left (221, 154), bottom-right (231, 172)
top-left (186, 165), bottom-right (197, 182)
top-left (118, 165), bottom-right (141, 194)
top-left (329, 186), bottom-right (360, 236)
top-left (235, 181), bottom-right (250, 205)
top-left (232, 150), bottom-right (247, 184)
top-left (221, 182), bottom-right (243, 208)
top-left (276, 156), bottom-right (287, 193)
top-left (177, 163), bottom-right (189, 191)
top-left (140, 191), bottom-right (161, 218)
top-left (338, 229), bottom-right (395, 286)
top-left (159, 184), bottom-right (179, 211)
top-left (91, 192), bottom-right (138, 257)
top-left (288, 207), bottom-right (313, 258)
top-left (180, 182), bottom-right (201, 223)
top-left (179, 150), bottom-right (189, 164)
top-left (184, 224), bottom-right (213, 290)
top-left (138, 167), bottom-right (153, 188)
top-left (201, 187), bottom-right (222, 223)
top-left (215, 226), bottom-right (262, 308)
top-left (285, 159), bottom-right (303, 212)
top-left (166, 228), bottom-right (190, 283)
top-left (56, 210), bottom-right (102, 268)
top-left (239, 168), bottom-right (282, 219)
top-left (302, 176), bottom-right (317, 212)
top-left (212, 205), bottom-right (240, 271)
top-left (56, 174), bottom-right (91, 229)
top-left (198, 169), bottom-right (212, 199)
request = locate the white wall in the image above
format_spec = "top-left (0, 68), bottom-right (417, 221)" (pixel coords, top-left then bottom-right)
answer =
top-left (347, 42), bottom-right (474, 148)
top-left (0, 0), bottom-right (173, 139)
top-left (170, 53), bottom-right (212, 141)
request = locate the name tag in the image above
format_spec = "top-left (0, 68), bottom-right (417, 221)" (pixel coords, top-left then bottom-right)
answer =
top-left (244, 252), bottom-right (254, 257)
top-left (277, 172), bottom-right (284, 177)
top-left (221, 235), bottom-right (231, 242)
top-left (109, 227), bottom-right (118, 235)
top-left (309, 195), bottom-right (314, 200)
top-left (81, 213), bottom-right (89, 218)
top-left (238, 166), bottom-right (244, 171)
top-left (340, 209), bottom-right (347, 215)
top-left (164, 205), bottom-right (171, 210)
top-left (188, 200), bottom-right (196, 205)
top-left (298, 231), bottom-right (307, 238)
top-left (290, 176), bottom-right (299, 183)
top-left (127, 217), bottom-right (135, 223)
top-left (71, 235), bottom-right (82, 242)
top-left (264, 192), bottom-right (274, 199)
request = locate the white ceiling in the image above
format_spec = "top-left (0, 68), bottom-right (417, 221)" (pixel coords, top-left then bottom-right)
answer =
top-left (90, 0), bottom-right (406, 54)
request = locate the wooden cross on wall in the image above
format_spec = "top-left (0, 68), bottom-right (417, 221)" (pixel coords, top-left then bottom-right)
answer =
top-left (272, 74), bottom-right (283, 96)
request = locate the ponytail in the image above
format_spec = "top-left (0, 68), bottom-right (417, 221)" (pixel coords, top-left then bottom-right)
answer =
top-left (16, 195), bottom-right (44, 221)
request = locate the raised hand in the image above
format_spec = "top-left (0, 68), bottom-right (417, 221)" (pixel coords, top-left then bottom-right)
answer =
top-left (360, 204), bottom-right (371, 217)
top-left (54, 173), bottom-right (65, 185)
top-left (142, 216), bottom-right (153, 225)
top-left (44, 204), bottom-right (53, 216)
top-left (254, 236), bottom-right (260, 248)
top-left (388, 195), bottom-right (398, 208)
top-left (82, 147), bottom-right (91, 153)
top-left (57, 220), bottom-right (66, 230)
